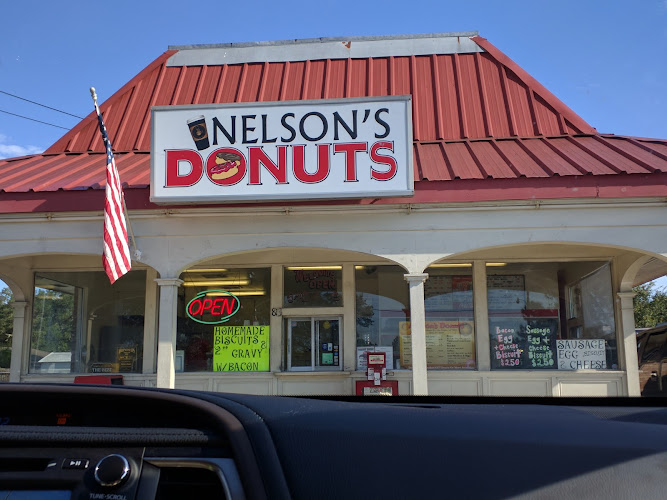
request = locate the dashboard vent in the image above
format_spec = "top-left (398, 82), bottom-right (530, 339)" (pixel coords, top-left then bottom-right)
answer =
top-left (155, 466), bottom-right (225, 500)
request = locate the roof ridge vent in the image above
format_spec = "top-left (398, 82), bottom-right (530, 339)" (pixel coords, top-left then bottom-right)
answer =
top-left (167, 32), bottom-right (483, 67)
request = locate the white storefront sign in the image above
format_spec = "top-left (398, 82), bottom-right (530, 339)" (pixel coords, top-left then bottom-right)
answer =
top-left (151, 96), bottom-right (413, 203)
top-left (557, 339), bottom-right (607, 370)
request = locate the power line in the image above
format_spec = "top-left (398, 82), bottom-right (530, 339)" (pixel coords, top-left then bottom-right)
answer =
top-left (0, 90), bottom-right (85, 119)
top-left (0, 109), bottom-right (70, 130)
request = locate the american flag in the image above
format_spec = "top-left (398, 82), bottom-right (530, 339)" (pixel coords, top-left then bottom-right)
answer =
top-left (97, 113), bottom-right (131, 283)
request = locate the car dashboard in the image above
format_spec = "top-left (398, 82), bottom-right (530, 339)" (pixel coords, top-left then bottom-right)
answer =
top-left (1, 384), bottom-right (667, 499)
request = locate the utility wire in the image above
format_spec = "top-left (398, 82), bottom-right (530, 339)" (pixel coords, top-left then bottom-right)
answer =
top-left (0, 90), bottom-right (85, 119)
top-left (0, 109), bottom-right (70, 130)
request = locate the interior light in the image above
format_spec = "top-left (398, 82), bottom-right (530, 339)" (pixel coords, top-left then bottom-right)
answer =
top-left (182, 279), bottom-right (251, 287)
top-left (285, 266), bottom-right (342, 271)
top-left (485, 263), bottom-right (508, 267)
top-left (182, 268), bottom-right (228, 273)
top-left (205, 290), bottom-right (266, 296)
top-left (429, 263), bottom-right (473, 268)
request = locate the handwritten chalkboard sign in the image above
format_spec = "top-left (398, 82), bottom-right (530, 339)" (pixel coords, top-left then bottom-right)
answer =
top-left (489, 318), bottom-right (558, 369)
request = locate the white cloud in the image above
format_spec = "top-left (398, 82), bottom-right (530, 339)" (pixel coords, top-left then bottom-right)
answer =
top-left (0, 133), bottom-right (43, 159)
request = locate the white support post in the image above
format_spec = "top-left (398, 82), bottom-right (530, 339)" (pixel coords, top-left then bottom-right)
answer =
top-left (342, 264), bottom-right (356, 372)
top-left (269, 264), bottom-right (283, 374)
top-left (155, 278), bottom-right (183, 389)
top-left (143, 269), bottom-right (159, 374)
top-left (9, 301), bottom-right (28, 382)
top-left (404, 273), bottom-right (429, 395)
top-left (473, 261), bottom-right (491, 372)
top-left (617, 291), bottom-right (640, 396)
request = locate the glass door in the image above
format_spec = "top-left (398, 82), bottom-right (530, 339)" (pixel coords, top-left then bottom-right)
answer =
top-left (287, 316), bottom-right (341, 371)
top-left (315, 318), bottom-right (340, 368)
top-left (288, 319), bottom-right (313, 371)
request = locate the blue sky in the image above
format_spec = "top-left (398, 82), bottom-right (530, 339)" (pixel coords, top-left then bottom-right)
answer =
top-left (0, 0), bottom-right (666, 289)
top-left (0, 0), bottom-right (665, 156)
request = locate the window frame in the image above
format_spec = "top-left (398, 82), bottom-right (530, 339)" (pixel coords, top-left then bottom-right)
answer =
top-left (285, 315), bottom-right (344, 372)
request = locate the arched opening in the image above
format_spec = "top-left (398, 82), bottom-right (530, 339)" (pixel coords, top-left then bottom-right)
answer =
top-left (170, 247), bottom-right (410, 394)
top-left (422, 243), bottom-right (650, 373)
top-left (412, 242), bottom-right (667, 396)
top-left (1, 253), bottom-right (159, 380)
top-left (620, 255), bottom-right (667, 396)
top-left (621, 255), bottom-right (667, 328)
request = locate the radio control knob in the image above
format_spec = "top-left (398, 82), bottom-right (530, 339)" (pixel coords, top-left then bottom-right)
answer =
top-left (94, 454), bottom-right (130, 487)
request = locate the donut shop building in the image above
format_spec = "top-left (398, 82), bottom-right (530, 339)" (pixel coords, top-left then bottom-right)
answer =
top-left (1, 33), bottom-right (667, 396)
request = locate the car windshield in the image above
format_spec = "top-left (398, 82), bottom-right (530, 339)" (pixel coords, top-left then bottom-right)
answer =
top-left (1, 24), bottom-right (666, 400)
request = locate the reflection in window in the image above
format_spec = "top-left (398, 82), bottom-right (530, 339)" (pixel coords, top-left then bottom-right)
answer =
top-left (30, 271), bottom-right (146, 374)
top-left (355, 266), bottom-right (409, 370)
top-left (422, 268), bottom-right (475, 369)
top-left (487, 262), bottom-right (617, 371)
top-left (177, 268), bottom-right (270, 372)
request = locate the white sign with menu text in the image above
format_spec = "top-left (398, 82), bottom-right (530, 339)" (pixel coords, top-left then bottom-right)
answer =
top-left (557, 339), bottom-right (606, 370)
top-left (151, 96), bottom-right (413, 203)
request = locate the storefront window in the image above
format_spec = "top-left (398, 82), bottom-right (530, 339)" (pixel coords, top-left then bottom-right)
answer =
top-left (29, 271), bottom-right (146, 374)
top-left (488, 262), bottom-right (617, 370)
top-left (283, 266), bottom-right (342, 308)
top-left (422, 266), bottom-right (475, 369)
top-left (355, 266), bottom-right (409, 370)
top-left (177, 268), bottom-right (270, 372)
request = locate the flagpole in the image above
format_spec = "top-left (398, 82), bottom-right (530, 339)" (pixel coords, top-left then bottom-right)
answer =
top-left (90, 87), bottom-right (141, 261)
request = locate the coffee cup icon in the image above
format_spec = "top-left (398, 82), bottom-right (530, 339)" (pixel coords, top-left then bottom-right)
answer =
top-left (187, 115), bottom-right (210, 150)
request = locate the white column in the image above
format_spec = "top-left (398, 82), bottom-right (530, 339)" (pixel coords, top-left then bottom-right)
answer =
top-left (142, 269), bottom-right (159, 374)
top-left (9, 301), bottom-right (27, 382)
top-left (404, 273), bottom-right (429, 395)
top-left (472, 261), bottom-right (491, 372)
top-left (342, 264), bottom-right (356, 372)
top-left (269, 264), bottom-right (283, 374)
top-left (155, 278), bottom-right (183, 389)
top-left (617, 291), bottom-right (640, 396)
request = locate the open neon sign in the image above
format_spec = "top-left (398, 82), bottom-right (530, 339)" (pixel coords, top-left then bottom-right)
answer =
top-left (186, 290), bottom-right (240, 325)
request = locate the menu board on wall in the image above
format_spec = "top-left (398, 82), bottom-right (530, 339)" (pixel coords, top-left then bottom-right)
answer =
top-left (557, 339), bottom-right (606, 370)
top-left (489, 318), bottom-right (558, 369)
top-left (487, 275), bottom-right (526, 311)
top-left (399, 320), bottom-right (475, 368)
top-left (424, 275), bottom-right (473, 312)
top-left (213, 325), bottom-right (270, 371)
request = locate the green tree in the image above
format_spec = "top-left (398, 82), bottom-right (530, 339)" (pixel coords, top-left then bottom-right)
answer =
top-left (0, 287), bottom-right (13, 368)
top-left (31, 289), bottom-right (75, 353)
top-left (634, 282), bottom-right (667, 328)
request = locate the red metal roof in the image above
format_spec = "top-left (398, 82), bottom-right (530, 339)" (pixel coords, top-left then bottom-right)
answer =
top-left (1, 33), bottom-right (666, 212)
top-left (44, 38), bottom-right (595, 155)
top-left (2, 136), bottom-right (665, 194)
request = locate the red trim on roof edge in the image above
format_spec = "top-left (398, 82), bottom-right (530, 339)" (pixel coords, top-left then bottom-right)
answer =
top-left (3, 173), bottom-right (665, 214)
top-left (471, 36), bottom-right (597, 135)
top-left (44, 50), bottom-right (178, 155)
